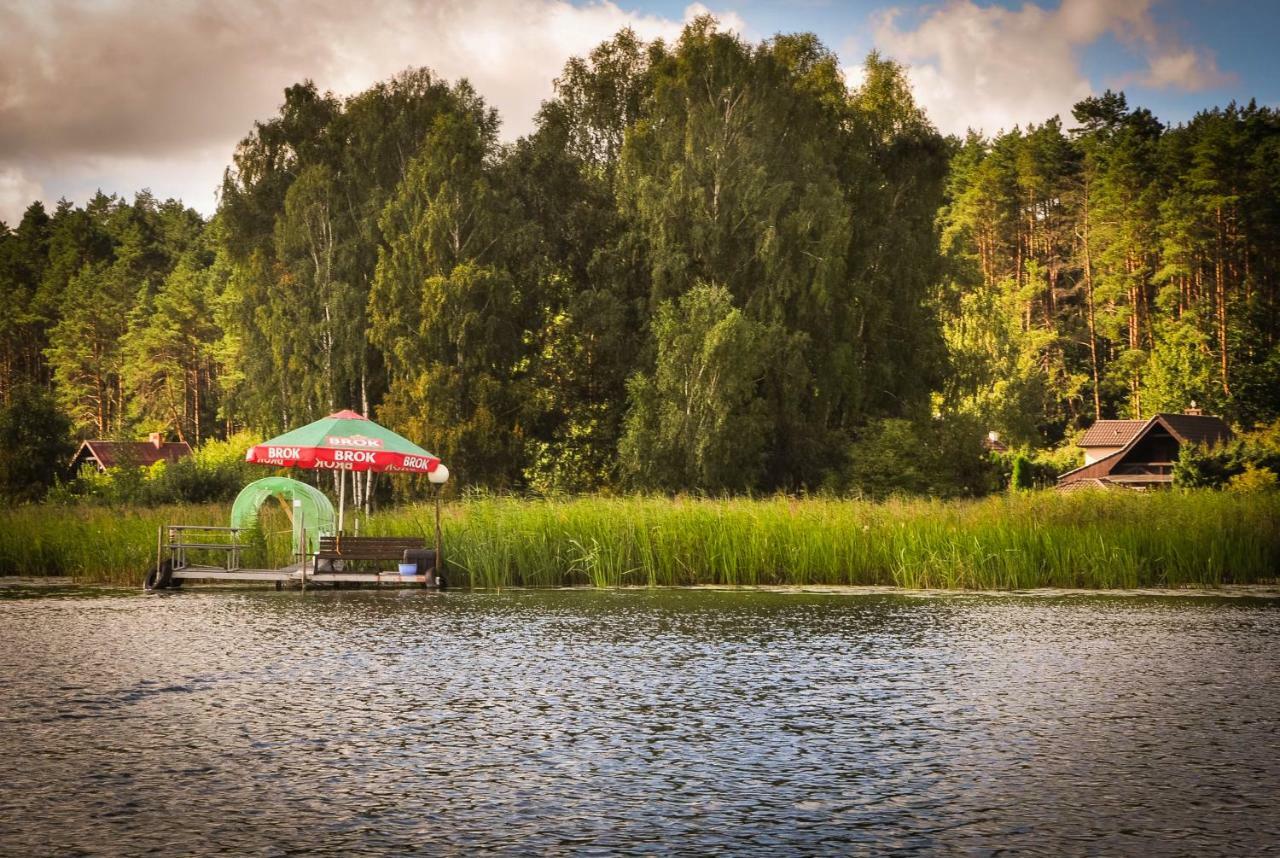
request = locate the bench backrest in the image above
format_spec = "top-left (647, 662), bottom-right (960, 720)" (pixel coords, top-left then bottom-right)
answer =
top-left (317, 535), bottom-right (424, 559)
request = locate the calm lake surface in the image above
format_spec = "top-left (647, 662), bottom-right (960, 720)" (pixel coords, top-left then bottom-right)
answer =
top-left (0, 588), bottom-right (1277, 855)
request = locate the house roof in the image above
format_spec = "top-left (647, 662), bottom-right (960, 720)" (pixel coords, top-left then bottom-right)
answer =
top-left (1078, 420), bottom-right (1146, 447)
top-left (72, 440), bottom-right (193, 470)
top-left (1059, 413), bottom-right (1233, 485)
top-left (1158, 413), bottom-right (1233, 448)
top-left (1077, 414), bottom-right (1232, 449)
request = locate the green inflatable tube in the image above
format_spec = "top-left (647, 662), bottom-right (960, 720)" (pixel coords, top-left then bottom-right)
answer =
top-left (230, 477), bottom-right (336, 556)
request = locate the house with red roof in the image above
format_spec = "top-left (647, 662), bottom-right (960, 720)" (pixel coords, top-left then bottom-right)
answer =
top-left (1057, 407), bottom-right (1232, 490)
top-left (70, 433), bottom-right (193, 473)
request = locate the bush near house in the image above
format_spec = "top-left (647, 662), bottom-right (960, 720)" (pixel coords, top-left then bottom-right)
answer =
top-left (48, 432), bottom-right (261, 506)
top-left (1173, 419), bottom-right (1280, 489)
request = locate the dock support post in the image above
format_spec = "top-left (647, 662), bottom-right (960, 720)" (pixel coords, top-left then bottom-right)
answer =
top-left (155, 525), bottom-right (162, 589)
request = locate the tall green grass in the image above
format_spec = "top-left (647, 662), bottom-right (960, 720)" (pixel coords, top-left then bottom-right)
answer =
top-left (0, 504), bottom-right (218, 581)
top-left (2, 491), bottom-right (1276, 589)
top-left (367, 491), bottom-right (1279, 590)
top-left (0, 502), bottom-right (297, 583)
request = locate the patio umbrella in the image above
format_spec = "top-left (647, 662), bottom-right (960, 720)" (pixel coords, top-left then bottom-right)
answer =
top-left (245, 409), bottom-right (444, 536)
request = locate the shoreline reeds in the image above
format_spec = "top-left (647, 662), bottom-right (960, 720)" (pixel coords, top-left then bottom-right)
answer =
top-left (3, 491), bottom-right (1272, 590)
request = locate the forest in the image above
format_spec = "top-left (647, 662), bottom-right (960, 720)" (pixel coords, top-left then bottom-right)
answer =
top-left (2, 18), bottom-right (1278, 502)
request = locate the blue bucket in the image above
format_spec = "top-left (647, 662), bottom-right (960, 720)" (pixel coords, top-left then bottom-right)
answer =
top-left (398, 563), bottom-right (417, 577)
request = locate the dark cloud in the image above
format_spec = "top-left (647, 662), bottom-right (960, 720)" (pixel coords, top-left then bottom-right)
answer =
top-left (0, 1), bottom-right (326, 160)
top-left (0, 0), bottom-right (726, 220)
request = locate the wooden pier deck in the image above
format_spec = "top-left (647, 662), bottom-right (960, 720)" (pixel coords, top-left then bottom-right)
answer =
top-left (154, 525), bottom-right (444, 590)
top-left (172, 564), bottom-right (438, 586)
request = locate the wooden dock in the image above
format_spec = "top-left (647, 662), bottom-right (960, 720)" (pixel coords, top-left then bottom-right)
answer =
top-left (151, 524), bottom-right (444, 590)
top-left (171, 564), bottom-right (438, 586)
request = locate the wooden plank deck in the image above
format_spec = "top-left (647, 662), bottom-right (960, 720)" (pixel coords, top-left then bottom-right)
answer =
top-left (308, 572), bottom-right (434, 584)
top-left (171, 565), bottom-right (437, 586)
top-left (172, 566), bottom-right (296, 581)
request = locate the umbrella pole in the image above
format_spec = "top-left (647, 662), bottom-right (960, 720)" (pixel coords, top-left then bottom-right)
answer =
top-left (338, 468), bottom-right (346, 539)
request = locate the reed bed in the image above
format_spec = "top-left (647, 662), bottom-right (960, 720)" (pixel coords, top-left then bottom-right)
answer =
top-left (0, 502), bottom-right (295, 583)
top-left (0, 504), bottom-right (218, 582)
top-left (371, 491), bottom-right (1278, 591)
top-left (1, 491), bottom-right (1275, 589)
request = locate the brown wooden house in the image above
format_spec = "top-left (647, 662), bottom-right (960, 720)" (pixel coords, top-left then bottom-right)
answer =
top-left (70, 433), bottom-right (193, 473)
top-left (1057, 411), bottom-right (1232, 490)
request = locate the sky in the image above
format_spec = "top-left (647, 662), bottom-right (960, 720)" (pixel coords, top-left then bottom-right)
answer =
top-left (1, 0), bottom-right (1277, 224)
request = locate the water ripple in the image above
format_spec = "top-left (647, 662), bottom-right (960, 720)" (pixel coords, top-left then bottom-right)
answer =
top-left (0, 590), bottom-right (1277, 855)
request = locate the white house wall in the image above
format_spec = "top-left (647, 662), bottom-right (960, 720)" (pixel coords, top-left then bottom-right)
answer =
top-left (1084, 447), bottom-right (1124, 465)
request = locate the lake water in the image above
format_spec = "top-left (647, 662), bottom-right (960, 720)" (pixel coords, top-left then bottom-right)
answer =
top-left (0, 588), bottom-right (1277, 855)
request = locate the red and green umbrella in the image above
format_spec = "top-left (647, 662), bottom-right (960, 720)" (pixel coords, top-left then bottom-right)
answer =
top-left (246, 409), bottom-right (442, 475)
top-left (246, 410), bottom-right (445, 534)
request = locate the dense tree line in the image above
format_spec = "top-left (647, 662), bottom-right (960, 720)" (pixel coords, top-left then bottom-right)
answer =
top-left (0, 191), bottom-right (212, 442)
top-left (2, 19), bottom-right (1278, 501)
top-left (939, 92), bottom-right (1280, 445)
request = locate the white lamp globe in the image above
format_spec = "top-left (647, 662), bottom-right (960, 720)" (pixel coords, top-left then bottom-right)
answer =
top-left (428, 463), bottom-right (450, 485)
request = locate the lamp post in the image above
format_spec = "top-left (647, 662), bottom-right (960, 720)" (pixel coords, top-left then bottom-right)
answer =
top-left (428, 463), bottom-right (450, 587)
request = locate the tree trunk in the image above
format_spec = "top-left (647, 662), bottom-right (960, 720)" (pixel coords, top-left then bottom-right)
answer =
top-left (1080, 176), bottom-right (1101, 421)
top-left (1216, 206), bottom-right (1230, 395)
top-left (194, 361), bottom-right (202, 446)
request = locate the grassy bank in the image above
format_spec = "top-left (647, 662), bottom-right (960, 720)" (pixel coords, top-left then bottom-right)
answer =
top-left (4, 491), bottom-right (1273, 590)
top-left (389, 492), bottom-right (1279, 589)
top-left (0, 502), bottom-right (293, 583)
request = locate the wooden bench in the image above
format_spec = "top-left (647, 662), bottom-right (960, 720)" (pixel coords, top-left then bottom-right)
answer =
top-left (313, 535), bottom-right (445, 588)
top-left (316, 536), bottom-right (425, 565)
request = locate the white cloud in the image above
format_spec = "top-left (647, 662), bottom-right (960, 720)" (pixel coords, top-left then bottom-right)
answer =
top-left (0, 166), bottom-right (44, 225)
top-left (870, 0), bottom-right (1236, 137)
top-left (1054, 0), bottom-right (1156, 43)
top-left (0, 0), bottom-right (742, 216)
top-left (1139, 47), bottom-right (1233, 91)
top-left (841, 64), bottom-right (867, 92)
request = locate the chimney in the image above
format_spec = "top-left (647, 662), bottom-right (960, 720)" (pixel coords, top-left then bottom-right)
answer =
top-left (149, 432), bottom-right (163, 449)
top-left (1185, 400), bottom-right (1203, 416)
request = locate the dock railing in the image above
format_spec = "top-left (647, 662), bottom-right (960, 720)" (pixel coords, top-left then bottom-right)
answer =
top-left (166, 525), bottom-right (244, 572)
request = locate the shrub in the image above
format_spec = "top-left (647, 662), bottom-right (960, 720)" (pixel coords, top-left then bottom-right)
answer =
top-left (0, 384), bottom-right (75, 502)
top-left (55, 432), bottom-right (261, 506)
top-left (991, 443), bottom-right (1080, 490)
top-left (1227, 463), bottom-right (1278, 493)
top-left (843, 415), bottom-right (999, 498)
top-left (1010, 455), bottom-right (1033, 491)
top-left (1174, 418), bottom-right (1280, 489)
